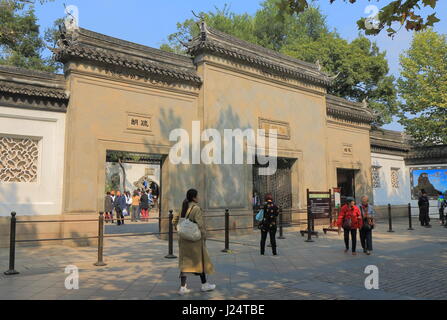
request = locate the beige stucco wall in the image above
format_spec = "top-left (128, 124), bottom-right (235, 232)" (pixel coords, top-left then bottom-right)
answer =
top-left (62, 63), bottom-right (201, 237)
top-left (197, 55), bottom-right (330, 228)
top-left (326, 117), bottom-right (373, 202)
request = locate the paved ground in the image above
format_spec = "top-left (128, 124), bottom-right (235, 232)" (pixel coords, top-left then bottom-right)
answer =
top-left (1, 218), bottom-right (447, 300)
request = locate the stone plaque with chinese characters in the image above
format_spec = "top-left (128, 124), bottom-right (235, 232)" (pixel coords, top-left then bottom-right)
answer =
top-left (342, 143), bottom-right (353, 156)
top-left (258, 118), bottom-right (290, 139)
top-left (127, 113), bottom-right (151, 132)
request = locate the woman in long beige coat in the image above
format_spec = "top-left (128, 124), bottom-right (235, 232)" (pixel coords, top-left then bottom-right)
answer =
top-left (173, 189), bottom-right (215, 295)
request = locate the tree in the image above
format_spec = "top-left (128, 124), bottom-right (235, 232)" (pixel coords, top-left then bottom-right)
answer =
top-left (0, 0), bottom-right (59, 72)
top-left (277, 0), bottom-right (441, 36)
top-left (162, 1), bottom-right (397, 125)
top-left (397, 29), bottom-right (447, 144)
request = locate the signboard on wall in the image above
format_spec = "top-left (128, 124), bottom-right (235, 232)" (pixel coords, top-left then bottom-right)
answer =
top-left (410, 166), bottom-right (447, 200)
top-left (127, 113), bottom-right (152, 132)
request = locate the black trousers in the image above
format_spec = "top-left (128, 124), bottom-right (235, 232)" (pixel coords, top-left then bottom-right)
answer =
top-left (419, 210), bottom-right (430, 226)
top-left (260, 226), bottom-right (277, 255)
top-left (343, 228), bottom-right (357, 252)
top-left (359, 228), bottom-right (373, 251)
top-left (115, 208), bottom-right (124, 225)
top-left (180, 272), bottom-right (206, 286)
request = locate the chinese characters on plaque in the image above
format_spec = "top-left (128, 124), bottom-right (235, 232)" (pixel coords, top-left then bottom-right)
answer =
top-left (127, 114), bottom-right (151, 132)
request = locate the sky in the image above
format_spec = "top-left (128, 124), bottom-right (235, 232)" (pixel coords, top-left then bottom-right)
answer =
top-left (33, 0), bottom-right (447, 131)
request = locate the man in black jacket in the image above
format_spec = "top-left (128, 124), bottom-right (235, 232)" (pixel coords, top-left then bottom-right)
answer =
top-left (418, 190), bottom-right (431, 227)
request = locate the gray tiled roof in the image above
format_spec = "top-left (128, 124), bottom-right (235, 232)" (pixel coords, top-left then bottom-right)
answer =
top-left (326, 94), bottom-right (376, 124)
top-left (0, 65), bottom-right (67, 99)
top-left (54, 27), bottom-right (202, 86)
top-left (187, 22), bottom-right (333, 87)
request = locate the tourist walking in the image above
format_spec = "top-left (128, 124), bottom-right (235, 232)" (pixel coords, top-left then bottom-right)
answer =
top-left (437, 191), bottom-right (446, 225)
top-left (114, 191), bottom-right (127, 225)
top-left (131, 190), bottom-right (141, 222)
top-left (358, 195), bottom-right (375, 255)
top-left (258, 193), bottom-right (279, 256)
top-left (104, 191), bottom-right (114, 223)
top-left (337, 197), bottom-right (363, 255)
top-left (140, 190), bottom-right (149, 222)
top-left (418, 190), bottom-right (431, 227)
top-left (172, 189), bottom-right (215, 295)
top-left (125, 191), bottom-right (132, 218)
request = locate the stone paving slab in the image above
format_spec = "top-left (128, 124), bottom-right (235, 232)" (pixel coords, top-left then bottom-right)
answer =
top-left (1, 218), bottom-right (447, 300)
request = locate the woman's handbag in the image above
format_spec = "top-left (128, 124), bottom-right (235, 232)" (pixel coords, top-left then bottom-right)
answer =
top-left (177, 206), bottom-right (201, 242)
top-left (342, 212), bottom-right (352, 230)
top-left (122, 208), bottom-right (129, 216)
top-left (255, 209), bottom-right (264, 222)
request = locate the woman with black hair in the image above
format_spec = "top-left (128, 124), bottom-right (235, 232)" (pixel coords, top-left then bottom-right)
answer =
top-left (259, 193), bottom-right (279, 256)
top-left (172, 189), bottom-right (215, 295)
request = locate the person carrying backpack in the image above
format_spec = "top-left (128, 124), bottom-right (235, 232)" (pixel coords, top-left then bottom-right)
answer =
top-left (337, 197), bottom-right (363, 255)
top-left (259, 193), bottom-right (279, 256)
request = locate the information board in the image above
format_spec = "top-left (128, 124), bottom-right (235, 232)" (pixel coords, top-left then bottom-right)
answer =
top-left (307, 190), bottom-right (331, 219)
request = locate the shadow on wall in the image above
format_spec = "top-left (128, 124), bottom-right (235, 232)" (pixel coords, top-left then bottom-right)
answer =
top-left (153, 105), bottom-right (253, 232)
top-left (0, 183), bottom-right (41, 248)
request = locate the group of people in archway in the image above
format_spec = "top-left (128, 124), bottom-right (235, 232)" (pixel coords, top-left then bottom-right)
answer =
top-left (104, 187), bottom-right (158, 225)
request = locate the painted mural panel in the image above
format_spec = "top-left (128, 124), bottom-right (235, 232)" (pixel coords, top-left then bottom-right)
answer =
top-left (410, 166), bottom-right (447, 200)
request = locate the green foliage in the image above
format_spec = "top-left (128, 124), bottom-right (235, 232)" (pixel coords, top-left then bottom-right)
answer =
top-left (0, 0), bottom-right (59, 72)
top-left (398, 29), bottom-right (447, 144)
top-left (277, 0), bottom-right (441, 37)
top-left (162, 0), bottom-right (397, 125)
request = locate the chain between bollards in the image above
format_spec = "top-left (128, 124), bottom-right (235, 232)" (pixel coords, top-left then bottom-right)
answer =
top-left (407, 203), bottom-right (414, 230)
top-left (387, 204), bottom-right (394, 233)
top-left (4, 212), bottom-right (19, 275)
top-left (222, 209), bottom-right (230, 252)
top-left (278, 207), bottom-right (285, 239)
top-left (94, 212), bottom-right (107, 266)
top-left (165, 210), bottom-right (177, 259)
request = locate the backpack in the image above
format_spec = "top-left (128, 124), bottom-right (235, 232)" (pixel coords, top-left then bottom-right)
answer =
top-left (255, 209), bottom-right (264, 222)
top-left (177, 205), bottom-right (201, 242)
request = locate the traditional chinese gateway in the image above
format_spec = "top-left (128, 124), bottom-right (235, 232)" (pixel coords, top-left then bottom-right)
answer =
top-left (0, 22), bottom-right (445, 246)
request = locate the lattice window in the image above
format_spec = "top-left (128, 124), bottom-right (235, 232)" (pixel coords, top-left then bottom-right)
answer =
top-left (371, 166), bottom-right (381, 188)
top-left (391, 168), bottom-right (400, 189)
top-left (0, 136), bottom-right (39, 183)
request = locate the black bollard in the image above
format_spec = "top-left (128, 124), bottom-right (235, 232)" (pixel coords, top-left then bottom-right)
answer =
top-left (94, 212), bottom-right (107, 266)
top-left (222, 209), bottom-right (230, 253)
top-left (4, 212), bottom-right (19, 275)
top-left (305, 206), bottom-right (314, 242)
top-left (165, 210), bottom-right (177, 259)
top-left (387, 204), bottom-right (394, 233)
top-left (407, 203), bottom-right (414, 230)
top-left (278, 207), bottom-right (285, 239)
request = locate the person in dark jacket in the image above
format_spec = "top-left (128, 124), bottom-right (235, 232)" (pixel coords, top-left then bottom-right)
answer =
top-left (357, 196), bottom-right (375, 255)
top-left (418, 190), bottom-right (431, 227)
top-left (104, 192), bottom-right (114, 223)
top-left (259, 193), bottom-right (279, 256)
top-left (114, 191), bottom-right (127, 226)
top-left (140, 190), bottom-right (150, 222)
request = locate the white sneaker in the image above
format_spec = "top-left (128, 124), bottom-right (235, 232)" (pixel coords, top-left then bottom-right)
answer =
top-left (178, 286), bottom-right (191, 296)
top-left (201, 283), bottom-right (216, 292)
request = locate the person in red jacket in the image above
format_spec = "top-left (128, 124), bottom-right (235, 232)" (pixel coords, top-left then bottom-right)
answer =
top-left (337, 197), bottom-right (363, 255)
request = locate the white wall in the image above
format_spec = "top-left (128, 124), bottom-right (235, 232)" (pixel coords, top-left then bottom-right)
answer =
top-left (0, 106), bottom-right (66, 216)
top-left (371, 153), bottom-right (411, 206)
